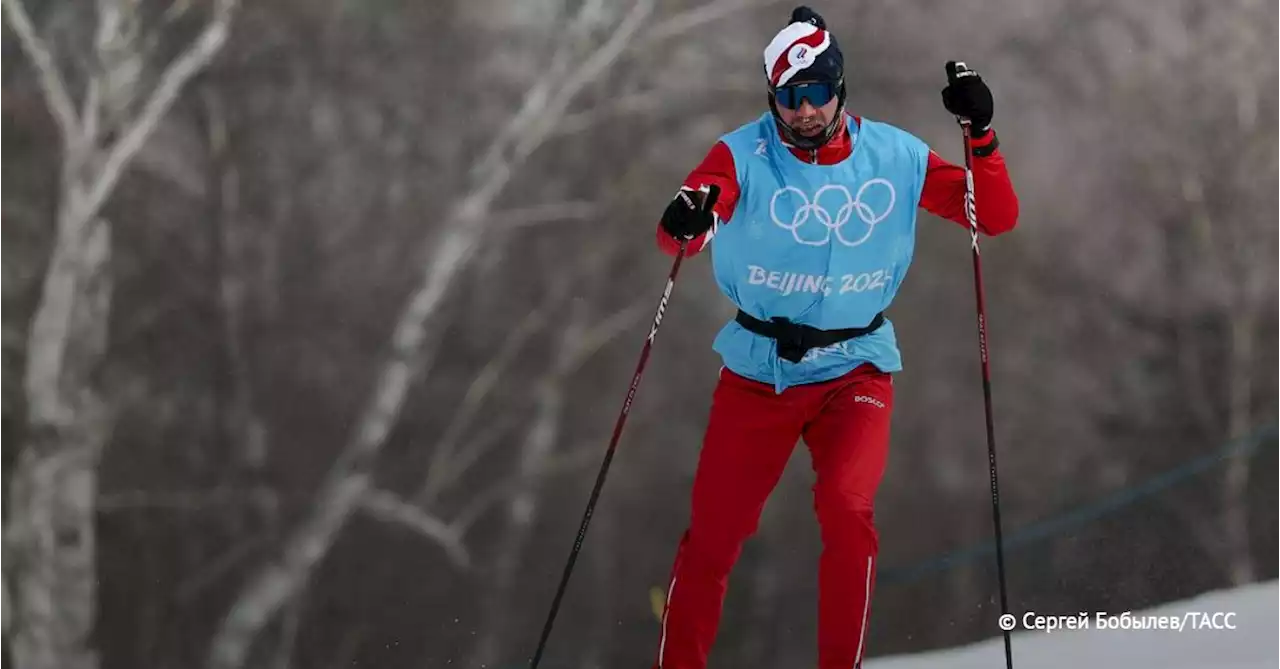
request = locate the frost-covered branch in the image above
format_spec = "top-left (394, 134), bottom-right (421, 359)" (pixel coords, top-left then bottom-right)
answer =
top-left (2, 0), bottom-right (79, 147)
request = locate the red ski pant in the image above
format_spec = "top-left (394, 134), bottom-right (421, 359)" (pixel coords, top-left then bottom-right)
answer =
top-left (654, 363), bottom-right (893, 669)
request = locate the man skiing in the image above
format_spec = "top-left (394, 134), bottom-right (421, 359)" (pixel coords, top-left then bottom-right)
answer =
top-left (650, 6), bottom-right (1019, 668)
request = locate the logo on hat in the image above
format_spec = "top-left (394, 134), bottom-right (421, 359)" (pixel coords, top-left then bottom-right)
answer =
top-left (789, 44), bottom-right (814, 68)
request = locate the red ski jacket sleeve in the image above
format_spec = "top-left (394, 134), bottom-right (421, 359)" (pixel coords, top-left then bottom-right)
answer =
top-left (918, 130), bottom-right (1019, 236)
top-left (655, 141), bottom-right (741, 258)
top-left (656, 121), bottom-right (1018, 257)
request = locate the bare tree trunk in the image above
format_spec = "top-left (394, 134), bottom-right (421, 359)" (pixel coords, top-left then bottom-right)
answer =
top-left (470, 387), bottom-right (565, 666)
top-left (465, 262), bottom-right (646, 665)
top-left (1221, 310), bottom-right (1256, 585)
top-left (207, 5), bottom-right (653, 666)
top-left (269, 594), bottom-right (304, 669)
top-left (2, 2), bottom-right (237, 667)
top-left (1213, 7), bottom-right (1264, 585)
top-left (206, 85), bottom-right (297, 666)
top-left (6, 206), bottom-right (112, 669)
top-left (1181, 167), bottom-right (1260, 586)
top-left (203, 86), bottom-right (274, 532)
top-left (471, 305), bottom-right (579, 668)
top-left (205, 200), bottom-right (489, 669)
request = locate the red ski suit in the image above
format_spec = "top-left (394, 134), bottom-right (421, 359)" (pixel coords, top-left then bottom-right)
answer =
top-left (652, 116), bottom-right (1018, 669)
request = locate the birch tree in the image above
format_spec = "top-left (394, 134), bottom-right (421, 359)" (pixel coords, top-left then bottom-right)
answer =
top-left (468, 249), bottom-right (651, 667)
top-left (203, 0), bottom-right (803, 663)
top-left (3, 1), bottom-right (238, 668)
top-left (205, 2), bottom-right (656, 666)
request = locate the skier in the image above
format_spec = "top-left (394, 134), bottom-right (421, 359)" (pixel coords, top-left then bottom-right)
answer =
top-left (650, 6), bottom-right (1019, 668)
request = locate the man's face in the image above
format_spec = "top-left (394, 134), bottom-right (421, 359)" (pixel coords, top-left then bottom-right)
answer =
top-left (774, 80), bottom-right (840, 137)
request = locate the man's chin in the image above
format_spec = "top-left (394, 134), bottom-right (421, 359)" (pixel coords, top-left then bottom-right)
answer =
top-left (792, 125), bottom-right (823, 137)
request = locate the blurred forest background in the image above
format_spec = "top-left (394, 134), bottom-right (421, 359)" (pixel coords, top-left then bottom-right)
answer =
top-left (2, 0), bottom-right (1277, 668)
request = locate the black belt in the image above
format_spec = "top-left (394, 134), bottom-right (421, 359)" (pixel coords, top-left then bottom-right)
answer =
top-left (735, 310), bottom-right (885, 363)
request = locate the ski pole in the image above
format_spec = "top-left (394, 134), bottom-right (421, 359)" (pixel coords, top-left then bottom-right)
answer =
top-left (529, 186), bottom-right (720, 668)
top-left (953, 62), bottom-right (1014, 669)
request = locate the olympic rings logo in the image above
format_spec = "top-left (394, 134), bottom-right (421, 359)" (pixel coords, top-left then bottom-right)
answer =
top-left (769, 180), bottom-right (897, 247)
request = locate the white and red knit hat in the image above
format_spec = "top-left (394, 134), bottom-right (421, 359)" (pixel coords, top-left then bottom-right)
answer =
top-left (762, 6), bottom-right (844, 89)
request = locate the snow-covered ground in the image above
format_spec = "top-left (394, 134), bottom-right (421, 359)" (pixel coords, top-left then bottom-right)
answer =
top-left (867, 580), bottom-right (1279, 669)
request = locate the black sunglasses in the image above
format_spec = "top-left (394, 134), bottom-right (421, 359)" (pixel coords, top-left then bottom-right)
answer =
top-left (774, 81), bottom-right (839, 110)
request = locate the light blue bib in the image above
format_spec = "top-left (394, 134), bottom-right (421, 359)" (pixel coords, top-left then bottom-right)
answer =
top-left (708, 112), bottom-right (930, 393)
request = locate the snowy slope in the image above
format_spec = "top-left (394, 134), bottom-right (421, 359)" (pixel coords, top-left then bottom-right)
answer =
top-left (866, 580), bottom-right (1279, 669)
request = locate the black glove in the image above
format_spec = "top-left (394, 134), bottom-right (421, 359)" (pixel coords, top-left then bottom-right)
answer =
top-left (942, 61), bottom-right (994, 134)
top-left (660, 184), bottom-right (721, 241)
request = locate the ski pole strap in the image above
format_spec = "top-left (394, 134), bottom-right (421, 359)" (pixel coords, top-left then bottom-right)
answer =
top-left (734, 310), bottom-right (885, 364)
